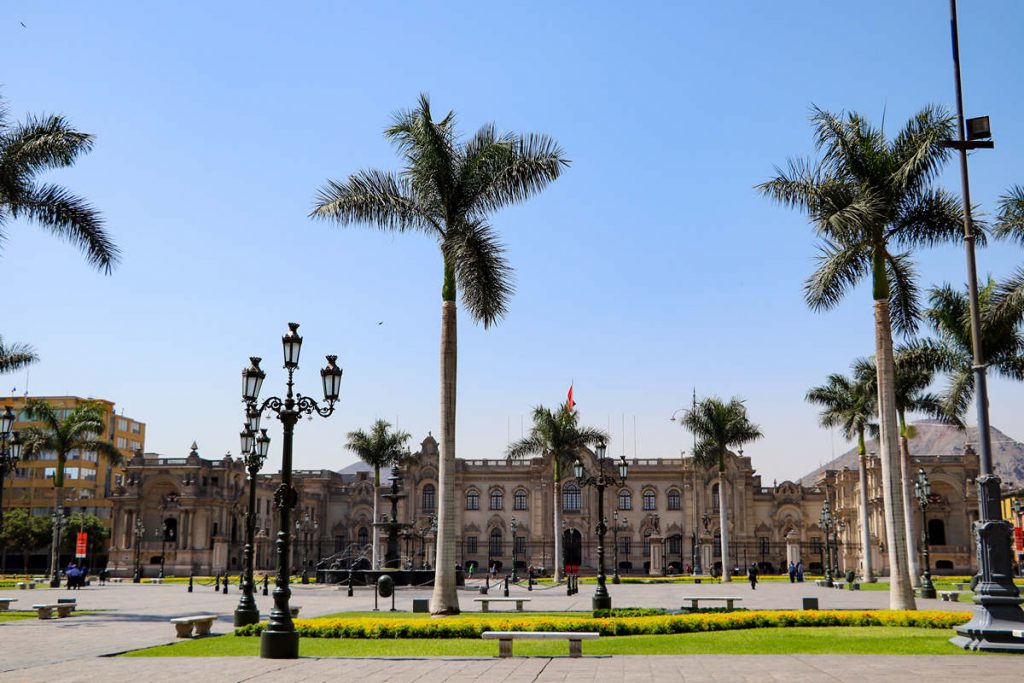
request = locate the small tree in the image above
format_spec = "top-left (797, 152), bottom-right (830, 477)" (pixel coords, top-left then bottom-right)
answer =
top-left (59, 512), bottom-right (110, 568)
top-left (0, 508), bottom-right (52, 574)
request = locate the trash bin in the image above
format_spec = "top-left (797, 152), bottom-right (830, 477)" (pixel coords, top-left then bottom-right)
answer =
top-left (802, 597), bottom-right (818, 610)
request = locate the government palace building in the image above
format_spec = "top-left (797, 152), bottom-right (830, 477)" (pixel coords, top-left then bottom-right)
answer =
top-left (106, 421), bottom-right (994, 579)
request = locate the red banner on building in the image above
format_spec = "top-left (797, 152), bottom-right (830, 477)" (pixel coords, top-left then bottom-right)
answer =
top-left (1014, 527), bottom-right (1023, 552)
top-left (76, 532), bottom-right (88, 559)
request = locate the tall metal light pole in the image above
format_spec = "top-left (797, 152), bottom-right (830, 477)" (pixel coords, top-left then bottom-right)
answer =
top-left (914, 469), bottom-right (937, 600)
top-left (944, 0), bottom-right (1024, 651)
top-left (242, 323), bottom-right (343, 659)
top-left (510, 517), bottom-right (519, 582)
top-left (819, 499), bottom-right (834, 587)
top-left (132, 518), bottom-right (146, 582)
top-left (49, 506), bottom-right (67, 587)
top-left (573, 441), bottom-right (628, 611)
top-left (295, 512), bottom-right (318, 581)
top-left (0, 407), bottom-right (23, 536)
top-left (611, 511), bottom-right (622, 584)
top-left (235, 425), bottom-right (270, 626)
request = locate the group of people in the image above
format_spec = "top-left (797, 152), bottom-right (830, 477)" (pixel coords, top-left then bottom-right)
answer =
top-left (64, 561), bottom-right (88, 589)
top-left (788, 561), bottom-right (805, 583)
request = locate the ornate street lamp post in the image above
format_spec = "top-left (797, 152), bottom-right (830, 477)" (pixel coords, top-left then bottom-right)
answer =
top-left (242, 323), bottom-right (343, 659)
top-left (612, 512), bottom-right (625, 584)
top-left (132, 518), bottom-right (146, 583)
top-left (819, 500), bottom-right (834, 587)
top-left (235, 425), bottom-right (270, 626)
top-left (0, 406), bottom-right (23, 535)
top-left (573, 441), bottom-right (628, 611)
top-left (834, 518), bottom-right (845, 578)
top-left (510, 517), bottom-right (519, 582)
top-left (914, 469), bottom-right (937, 600)
top-left (295, 512), bottom-right (319, 581)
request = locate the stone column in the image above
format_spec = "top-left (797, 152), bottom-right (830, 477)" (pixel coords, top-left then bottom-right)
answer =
top-left (649, 535), bottom-right (665, 576)
top-left (785, 530), bottom-right (801, 567)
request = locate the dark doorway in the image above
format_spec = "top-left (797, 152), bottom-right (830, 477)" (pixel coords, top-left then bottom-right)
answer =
top-left (927, 519), bottom-right (946, 546)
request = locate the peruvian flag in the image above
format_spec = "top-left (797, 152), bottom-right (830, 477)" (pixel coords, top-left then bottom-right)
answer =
top-left (567, 383), bottom-right (575, 412)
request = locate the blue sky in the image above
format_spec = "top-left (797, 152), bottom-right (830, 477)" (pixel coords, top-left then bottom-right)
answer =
top-left (2, 1), bottom-right (1022, 484)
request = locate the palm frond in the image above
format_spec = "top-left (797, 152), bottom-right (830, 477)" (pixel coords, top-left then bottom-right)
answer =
top-left (890, 188), bottom-right (970, 249)
top-left (0, 336), bottom-right (37, 374)
top-left (0, 114), bottom-right (94, 177)
top-left (884, 251), bottom-right (921, 337)
top-left (888, 104), bottom-right (954, 193)
top-left (310, 169), bottom-right (438, 234)
top-left (756, 157), bottom-right (822, 212)
top-left (992, 185), bottom-right (1024, 243)
top-left (10, 183), bottom-right (117, 274)
top-left (464, 131), bottom-right (569, 215)
top-left (804, 240), bottom-right (871, 312)
top-left (443, 220), bottom-right (513, 328)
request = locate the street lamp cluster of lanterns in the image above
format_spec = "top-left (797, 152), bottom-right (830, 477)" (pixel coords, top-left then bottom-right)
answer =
top-left (572, 441), bottom-right (628, 610)
top-left (0, 407), bottom-right (24, 533)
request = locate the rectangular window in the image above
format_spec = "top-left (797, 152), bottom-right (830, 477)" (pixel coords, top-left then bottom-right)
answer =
top-left (65, 467), bottom-right (79, 480)
top-left (118, 418), bottom-right (128, 432)
top-left (81, 468), bottom-right (97, 481)
top-left (116, 436), bottom-right (127, 449)
top-left (44, 467), bottom-right (57, 479)
top-left (82, 450), bottom-right (97, 462)
top-left (131, 422), bottom-right (141, 434)
top-left (759, 537), bottom-right (770, 554)
top-left (668, 535), bottom-right (682, 554)
top-left (810, 538), bottom-right (823, 555)
top-left (621, 538), bottom-right (631, 555)
top-left (514, 536), bottom-right (527, 555)
top-left (130, 441), bottom-right (141, 452)
top-left (466, 536), bottom-right (478, 554)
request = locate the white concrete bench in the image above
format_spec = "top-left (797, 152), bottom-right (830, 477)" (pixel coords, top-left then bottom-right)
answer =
top-left (680, 596), bottom-right (742, 611)
top-left (149, 577), bottom-right (163, 584)
top-left (482, 631), bottom-right (599, 658)
top-left (109, 577), bottom-right (124, 583)
top-left (940, 591), bottom-right (962, 602)
top-left (474, 597), bottom-right (531, 612)
top-left (170, 614), bottom-right (218, 638)
top-left (32, 602), bottom-right (76, 619)
top-left (0, 598), bottom-right (16, 611)
top-left (16, 581), bottom-right (36, 590)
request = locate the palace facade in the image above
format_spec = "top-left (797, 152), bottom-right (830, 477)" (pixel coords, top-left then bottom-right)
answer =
top-left (108, 423), bottom-right (981, 578)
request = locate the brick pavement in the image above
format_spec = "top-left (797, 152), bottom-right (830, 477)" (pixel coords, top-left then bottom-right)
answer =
top-left (0, 578), bottom-right (1000, 683)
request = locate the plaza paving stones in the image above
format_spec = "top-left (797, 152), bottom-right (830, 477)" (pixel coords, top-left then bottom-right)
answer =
top-left (0, 579), bottom-right (1012, 682)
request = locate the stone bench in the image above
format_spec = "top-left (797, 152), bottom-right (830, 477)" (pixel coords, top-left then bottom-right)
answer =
top-left (32, 601), bottom-right (76, 619)
top-left (833, 581), bottom-right (860, 590)
top-left (473, 598), bottom-right (531, 612)
top-left (680, 596), bottom-right (743, 611)
top-left (16, 581), bottom-right (36, 590)
top-left (149, 578), bottom-right (163, 584)
top-left (109, 577), bottom-right (124, 583)
top-left (170, 614), bottom-right (219, 638)
top-left (939, 591), bottom-right (962, 602)
top-left (482, 631), bottom-right (599, 658)
top-left (0, 598), bottom-right (16, 611)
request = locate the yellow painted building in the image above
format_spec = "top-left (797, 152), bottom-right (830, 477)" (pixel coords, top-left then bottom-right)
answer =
top-left (0, 396), bottom-right (145, 526)
top-left (1002, 488), bottom-right (1024, 567)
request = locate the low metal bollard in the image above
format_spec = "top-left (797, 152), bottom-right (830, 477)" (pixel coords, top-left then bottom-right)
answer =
top-left (188, 574), bottom-right (194, 593)
top-left (262, 575), bottom-right (269, 596)
top-left (214, 573), bottom-right (221, 591)
top-left (504, 575), bottom-right (509, 597)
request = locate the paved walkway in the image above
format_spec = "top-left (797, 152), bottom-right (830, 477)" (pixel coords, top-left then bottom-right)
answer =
top-left (0, 579), bottom-right (1007, 682)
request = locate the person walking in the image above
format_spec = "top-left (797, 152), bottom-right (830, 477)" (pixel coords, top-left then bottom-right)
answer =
top-left (747, 562), bottom-right (759, 590)
top-left (788, 561), bottom-right (796, 584)
top-left (796, 561), bottom-right (804, 583)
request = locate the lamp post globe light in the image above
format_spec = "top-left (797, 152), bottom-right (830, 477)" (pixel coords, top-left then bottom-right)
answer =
top-left (0, 405), bottom-right (23, 534)
top-left (234, 425), bottom-right (270, 626)
top-left (132, 518), bottom-right (146, 583)
top-left (242, 323), bottom-right (343, 659)
top-left (914, 469), bottom-right (937, 600)
top-left (573, 440), bottom-right (628, 611)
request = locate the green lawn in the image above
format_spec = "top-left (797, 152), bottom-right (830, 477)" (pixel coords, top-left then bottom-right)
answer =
top-left (314, 610), bottom-right (594, 620)
top-left (0, 610), bottom-right (38, 622)
top-left (123, 626), bottom-right (976, 657)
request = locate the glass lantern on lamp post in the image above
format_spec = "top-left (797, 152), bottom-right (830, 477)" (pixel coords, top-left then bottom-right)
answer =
top-left (242, 323), bottom-right (343, 659)
top-left (573, 441), bottom-right (628, 611)
top-left (234, 425), bottom-right (270, 626)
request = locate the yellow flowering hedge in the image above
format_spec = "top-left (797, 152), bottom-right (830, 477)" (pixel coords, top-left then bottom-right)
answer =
top-left (235, 610), bottom-right (969, 639)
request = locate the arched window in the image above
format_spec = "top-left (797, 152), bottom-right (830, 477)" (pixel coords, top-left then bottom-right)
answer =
top-left (466, 490), bottom-right (480, 510)
top-left (928, 518), bottom-right (947, 546)
top-left (357, 527), bottom-right (369, 546)
top-left (422, 484), bottom-right (436, 511)
top-left (667, 489), bottom-right (681, 510)
top-left (513, 489), bottom-right (528, 510)
top-left (711, 483), bottom-right (720, 509)
top-left (618, 489), bottom-right (632, 510)
top-left (563, 483), bottom-right (581, 511)
top-left (643, 489), bottom-right (656, 511)
top-left (489, 528), bottom-right (503, 556)
top-left (489, 489), bottom-right (504, 510)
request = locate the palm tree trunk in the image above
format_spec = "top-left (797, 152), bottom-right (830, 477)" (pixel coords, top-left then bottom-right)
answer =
top-left (874, 297), bottom-right (917, 610)
top-left (718, 469), bottom-right (731, 582)
top-left (898, 413), bottom-right (920, 587)
top-left (371, 465), bottom-right (380, 570)
top-left (857, 442), bottom-right (875, 582)
top-left (50, 484), bottom-right (65, 583)
top-left (430, 299), bottom-right (460, 615)
top-left (553, 471), bottom-right (563, 583)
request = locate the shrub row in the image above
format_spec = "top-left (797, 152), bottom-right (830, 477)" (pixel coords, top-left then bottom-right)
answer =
top-left (593, 607), bottom-right (668, 618)
top-left (235, 609), bottom-right (969, 639)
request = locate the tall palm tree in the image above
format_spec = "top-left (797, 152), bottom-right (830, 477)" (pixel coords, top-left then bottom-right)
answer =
top-left (680, 396), bottom-right (762, 582)
top-left (852, 355), bottom-right (964, 586)
top-left (758, 105), bottom-right (965, 609)
top-left (344, 419), bottom-right (411, 569)
top-left (0, 93), bottom-right (119, 273)
top-left (506, 403), bottom-right (607, 582)
top-left (19, 400), bottom-right (123, 584)
top-left (902, 280), bottom-right (1024, 419)
top-left (806, 369), bottom-right (876, 582)
top-left (0, 335), bottom-right (36, 374)
top-left (312, 95), bottom-right (567, 614)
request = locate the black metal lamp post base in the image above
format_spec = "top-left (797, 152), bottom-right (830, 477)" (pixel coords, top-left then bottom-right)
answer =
top-left (951, 601), bottom-right (1024, 652)
top-left (917, 585), bottom-right (937, 600)
top-left (260, 630), bottom-right (299, 659)
top-left (592, 594), bottom-right (611, 611)
top-left (234, 607), bottom-right (260, 627)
